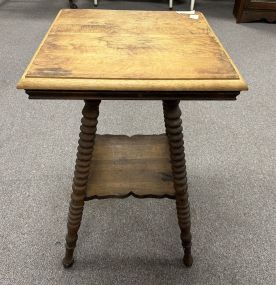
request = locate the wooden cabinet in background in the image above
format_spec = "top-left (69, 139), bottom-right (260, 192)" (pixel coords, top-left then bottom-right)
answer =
top-left (234, 0), bottom-right (276, 22)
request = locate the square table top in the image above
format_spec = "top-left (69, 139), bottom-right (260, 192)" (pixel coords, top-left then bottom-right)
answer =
top-left (17, 9), bottom-right (247, 97)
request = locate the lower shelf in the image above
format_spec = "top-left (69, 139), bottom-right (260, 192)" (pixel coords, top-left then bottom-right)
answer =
top-left (85, 134), bottom-right (176, 200)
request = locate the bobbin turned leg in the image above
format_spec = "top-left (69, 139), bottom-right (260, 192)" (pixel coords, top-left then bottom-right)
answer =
top-left (63, 100), bottom-right (100, 268)
top-left (163, 100), bottom-right (193, 267)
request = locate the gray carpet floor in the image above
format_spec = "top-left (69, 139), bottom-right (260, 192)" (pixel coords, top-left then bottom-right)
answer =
top-left (0, 0), bottom-right (275, 284)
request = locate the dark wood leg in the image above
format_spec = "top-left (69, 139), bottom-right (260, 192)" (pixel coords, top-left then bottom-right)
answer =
top-left (163, 100), bottom-right (193, 267)
top-left (63, 100), bottom-right (100, 268)
top-left (69, 0), bottom-right (78, 9)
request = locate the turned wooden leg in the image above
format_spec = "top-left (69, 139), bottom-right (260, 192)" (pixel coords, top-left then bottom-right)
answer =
top-left (63, 100), bottom-right (100, 268)
top-left (163, 100), bottom-right (193, 267)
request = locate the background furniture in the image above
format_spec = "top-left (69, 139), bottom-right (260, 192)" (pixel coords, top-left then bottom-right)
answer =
top-left (234, 0), bottom-right (276, 22)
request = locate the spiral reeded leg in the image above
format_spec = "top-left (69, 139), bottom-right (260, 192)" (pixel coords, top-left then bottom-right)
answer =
top-left (163, 100), bottom-right (193, 267)
top-left (63, 100), bottom-right (100, 268)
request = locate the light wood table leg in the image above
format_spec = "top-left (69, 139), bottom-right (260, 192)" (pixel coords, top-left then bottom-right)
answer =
top-left (63, 100), bottom-right (100, 268)
top-left (163, 100), bottom-right (193, 267)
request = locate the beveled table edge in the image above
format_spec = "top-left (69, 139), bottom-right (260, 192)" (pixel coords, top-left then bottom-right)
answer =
top-left (17, 78), bottom-right (248, 93)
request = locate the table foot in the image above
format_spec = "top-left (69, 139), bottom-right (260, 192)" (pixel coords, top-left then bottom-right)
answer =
top-left (63, 100), bottom-right (101, 266)
top-left (163, 100), bottom-right (193, 267)
top-left (183, 247), bottom-right (193, 267)
top-left (62, 256), bottom-right (74, 268)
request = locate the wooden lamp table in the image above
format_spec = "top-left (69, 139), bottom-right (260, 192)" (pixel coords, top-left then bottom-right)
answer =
top-left (17, 9), bottom-right (247, 268)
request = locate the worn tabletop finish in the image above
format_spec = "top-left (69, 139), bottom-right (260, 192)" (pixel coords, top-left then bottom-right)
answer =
top-left (17, 9), bottom-right (247, 96)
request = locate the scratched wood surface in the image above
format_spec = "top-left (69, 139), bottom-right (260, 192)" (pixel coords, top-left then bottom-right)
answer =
top-left (85, 134), bottom-right (175, 199)
top-left (17, 9), bottom-right (247, 92)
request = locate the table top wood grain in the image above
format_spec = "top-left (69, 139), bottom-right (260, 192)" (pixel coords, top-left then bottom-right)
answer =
top-left (17, 9), bottom-right (247, 96)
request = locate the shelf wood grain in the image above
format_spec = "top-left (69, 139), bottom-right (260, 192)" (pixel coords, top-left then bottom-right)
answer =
top-left (85, 134), bottom-right (175, 200)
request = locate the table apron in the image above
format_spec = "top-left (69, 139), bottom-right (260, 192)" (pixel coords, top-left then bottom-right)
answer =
top-left (26, 90), bottom-right (240, 100)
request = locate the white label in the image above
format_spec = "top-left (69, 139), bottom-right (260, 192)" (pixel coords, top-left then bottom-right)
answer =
top-left (189, 14), bottom-right (199, 20)
top-left (176, 10), bottom-right (195, 15)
